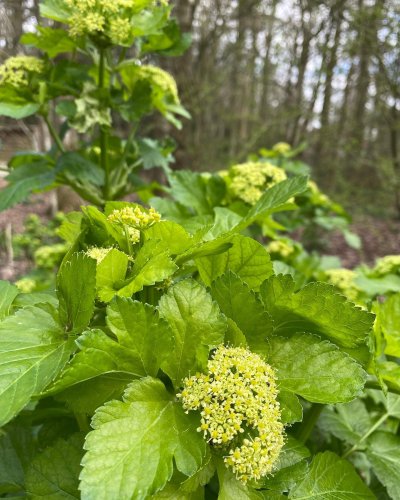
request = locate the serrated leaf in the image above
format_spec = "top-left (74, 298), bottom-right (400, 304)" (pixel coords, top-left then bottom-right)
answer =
top-left (144, 220), bottom-right (193, 255)
top-left (260, 275), bottom-right (374, 365)
top-left (289, 451), bottom-right (375, 499)
top-left (366, 431), bottom-right (400, 500)
top-left (95, 249), bottom-right (129, 302)
top-left (210, 272), bottom-right (273, 351)
top-left (236, 176), bottom-right (308, 230)
top-left (277, 391), bottom-right (303, 424)
top-left (159, 279), bottom-right (226, 386)
top-left (21, 27), bottom-right (76, 57)
top-left (26, 434), bottom-right (83, 499)
top-left (0, 281), bottom-right (19, 319)
top-left (57, 253), bottom-right (96, 332)
top-left (0, 424), bottom-right (35, 494)
top-left (263, 333), bottom-right (367, 404)
top-left (196, 234), bottom-right (273, 291)
top-left (375, 293), bottom-right (400, 357)
top-left (318, 400), bottom-right (372, 445)
top-left (80, 377), bottom-right (207, 500)
top-left (0, 305), bottom-right (73, 426)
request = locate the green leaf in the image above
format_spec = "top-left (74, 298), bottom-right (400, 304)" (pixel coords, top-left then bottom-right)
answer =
top-left (144, 220), bottom-right (193, 255)
top-left (80, 377), bottom-right (207, 500)
top-left (278, 391), bottom-right (303, 424)
top-left (57, 253), bottom-right (96, 332)
top-left (289, 451), bottom-right (375, 499)
top-left (210, 272), bottom-right (273, 351)
top-left (237, 176), bottom-right (308, 230)
top-left (318, 400), bottom-right (372, 445)
top-left (95, 249), bottom-right (129, 302)
top-left (159, 279), bottom-right (226, 386)
top-left (40, 0), bottom-right (72, 22)
top-left (0, 161), bottom-right (56, 211)
top-left (196, 234), bottom-right (273, 291)
top-left (0, 102), bottom-right (40, 119)
top-left (366, 431), bottom-right (400, 500)
top-left (21, 27), bottom-right (76, 57)
top-left (263, 334), bottom-right (367, 404)
top-left (0, 281), bottom-right (19, 319)
top-left (0, 424), bottom-right (35, 495)
top-left (26, 434), bottom-right (83, 499)
top-left (375, 293), bottom-right (400, 356)
top-left (107, 298), bottom-right (172, 376)
top-left (56, 153), bottom-right (105, 188)
top-left (0, 305), bottom-right (73, 426)
top-left (260, 275), bottom-right (374, 365)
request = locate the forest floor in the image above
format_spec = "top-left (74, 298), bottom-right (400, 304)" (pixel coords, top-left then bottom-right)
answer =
top-left (1, 189), bottom-right (400, 281)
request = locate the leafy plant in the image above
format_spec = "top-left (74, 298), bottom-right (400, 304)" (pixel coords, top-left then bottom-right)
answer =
top-left (0, 0), bottom-right (189, 211)
top-left (1, 177), bottom-right (397, 498)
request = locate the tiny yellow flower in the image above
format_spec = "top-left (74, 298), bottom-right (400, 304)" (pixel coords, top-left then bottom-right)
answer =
top-left (0, 55), bottom-right (44, 87)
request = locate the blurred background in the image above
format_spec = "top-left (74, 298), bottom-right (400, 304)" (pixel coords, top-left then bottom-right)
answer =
top-left (0, 0), bottom-right (399, 278)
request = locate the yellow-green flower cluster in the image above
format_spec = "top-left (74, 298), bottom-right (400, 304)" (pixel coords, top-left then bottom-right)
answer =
top-left (325, 268), bottom-right (360, 302)
top-left (108, 206), bottom-right (161, 233)
top-left (86, 246), bottom-right (113, 262)
top-left (178, 346), bottom-right (284, 483)
top-left (229, 162), bottom-right (287, 205)
top-left (135, 65), bottom-right (180, 105)
top-left (373, 255), bottom-right (400, 277)
top-left (272, 142), bottom-right (291, 155)
top-left (0, 55), bottom-right (44, 87)
top-left (65, 0), bottom-right (168, 43)
top-left (34, 244), bottom-right (68, 269)
top-left (15, 277), bottom-right (36, 293)
top-left (266, 240), bottom-right (294, 258)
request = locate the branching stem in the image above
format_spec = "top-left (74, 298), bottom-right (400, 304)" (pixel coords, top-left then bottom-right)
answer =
top-left (342, 412), bottom-right (388, 458)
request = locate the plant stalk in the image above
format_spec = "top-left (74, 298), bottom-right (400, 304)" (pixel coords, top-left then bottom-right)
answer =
top-left (43, 115), bottom-right (65, 153)
top-left (99, 48), bottom-right (110, 201)
top-left (296, 403), bottom-right (324, 444)
top-left (342, 412), bottom-right (388, 458)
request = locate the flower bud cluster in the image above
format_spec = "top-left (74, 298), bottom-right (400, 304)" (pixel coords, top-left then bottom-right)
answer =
top-left (266, 239), bottom-right (294, 258)
top-left (86, 246), bottom-right (113, 262)
top-left (135, 65), bottom-right (180, 105)
top-left (229, 162), bottom-right (287, 205)
top-left (107, 206), bottom-right (160, 243)
top-left (373, 255), bottom-right (400, 277)
top-left (325, 268), bottom-right (360, 301)
top-left (65, 0), bottom-right (169, 44)
top-left (178, 345), bottom-right (284, 483)
top-left (0, 56), bottom-right (44, 87)
top-left (272, 142), bottom-right (291, 155)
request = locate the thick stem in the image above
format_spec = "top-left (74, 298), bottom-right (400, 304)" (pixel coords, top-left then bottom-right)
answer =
top-left (99, 48), bottom-right (110, 200)
top-left (43, 115), bottom-right (65, 153)
top-left (342, 413), bottom-right (388, 459)
top-left (296, 403), bottom-right (324, 444)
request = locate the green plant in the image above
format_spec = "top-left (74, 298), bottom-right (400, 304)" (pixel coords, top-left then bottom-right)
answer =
top-left (0, 0), bottom-right (189, 211)
top-left (0, 177), bottom-right (398, 498)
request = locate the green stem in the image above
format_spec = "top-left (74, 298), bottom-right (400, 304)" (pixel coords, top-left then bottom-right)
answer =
top-left (99, 48), bottom-right (110, 201)
top-left (296, 403), bottom-right (324, 444)
top-left (342, 412), bottom-right (388, 459)
top-left (43, 115), bottom-right (65, 153)
top-left (74, 412), bottom-right (90, 432)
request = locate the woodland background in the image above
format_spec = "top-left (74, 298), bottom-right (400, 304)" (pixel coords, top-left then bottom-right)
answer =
top-left (0, 0), bottom-right (399, 219)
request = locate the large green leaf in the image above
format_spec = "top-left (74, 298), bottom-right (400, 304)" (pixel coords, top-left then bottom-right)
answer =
top-left (216, 461), bottom-right (263, 499)
top-left (0, 424), bottom-right (35, 495)
top-left (260, 275), bottom-right (374, 364)
top-left (107, 298), bottom-right (172, 375)
top-left (263, 334), bottom-right (366, 404)
top-left (236, 176), bottom-right (308, 230)
top-left (196, 234), bottom-right (273, 291)
top-left (26, 434), bottom-right (83, 499)
top-left (375, 293), bottom-right (400, 357)
top-left (0, 281), bottom-right (19, 319)
top-left (0, 304), bottom-right (73, 426)
top-left (57, 253), bottom-right (96, 332)
top-left (159, 279), bottom-right (226, 386)
top-left (0, 161), bottom-right (56, 211)
top-left (0, 102), bottom-right (40, 119)
top-left (210, 272), bottom-right (273, 351)
top-left (95, 249), bottom-right (129, 302)
top-left (366, 431), bottom-right (400, 500)
top-left (318, 400), bottom-right (372, 445)
top-left (80, 377), bottom-right (207, 500)
top-left (144, 220), bottom-right (193, 255)
top-left (40, 0), bottom-right (72, 22)
top-left (21, 27), bottom-right (76, 57)
top-left (289, 451), bottom-right (375, 499)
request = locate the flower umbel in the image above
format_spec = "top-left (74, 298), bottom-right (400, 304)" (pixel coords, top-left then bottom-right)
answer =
top-left (228, 162), bottom-right (287, 205)
top-left (0, 56), bottom-right (44, 87)
top-left (107, 206), bottom-right (161, 230)
top-left (178, 345), bottom-right (284, 483)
